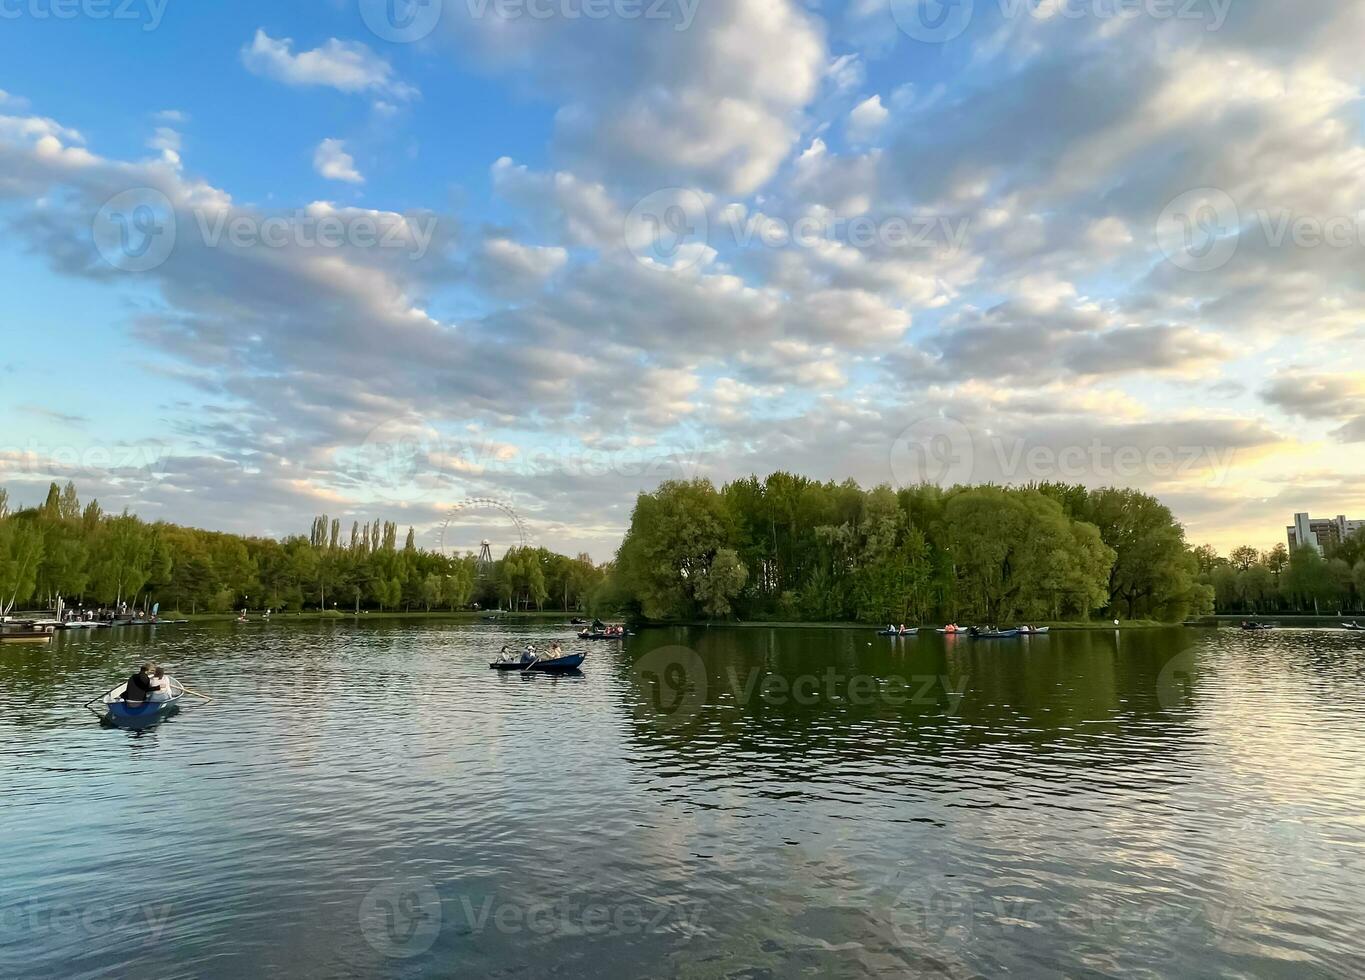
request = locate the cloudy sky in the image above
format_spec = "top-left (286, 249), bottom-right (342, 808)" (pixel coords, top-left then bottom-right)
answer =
top-left (2, 0), bottom-right (1363, 559)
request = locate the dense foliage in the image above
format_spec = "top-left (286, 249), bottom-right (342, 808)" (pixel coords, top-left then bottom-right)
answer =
top-left (1196, 533), bottom-right (1365, 615)
top-left (606, 475), bottom-right (1214, 624)
top-left (0, 483), bottom-right (603, 615)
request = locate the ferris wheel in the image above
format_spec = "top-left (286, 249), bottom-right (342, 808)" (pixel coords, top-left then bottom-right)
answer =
top-left (436, 497), bottom-right (530, 559)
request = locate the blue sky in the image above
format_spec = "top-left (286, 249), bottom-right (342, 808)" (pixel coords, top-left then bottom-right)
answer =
top-left (2, 0), bottom-right (1364, 558)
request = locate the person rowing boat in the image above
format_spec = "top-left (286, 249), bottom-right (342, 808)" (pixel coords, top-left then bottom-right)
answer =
top-left (122, 663), bottom-right (157, 708)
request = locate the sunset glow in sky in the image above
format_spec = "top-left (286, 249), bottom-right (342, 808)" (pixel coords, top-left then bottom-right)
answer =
top-left (2, 0), bottom-right (1363, 558)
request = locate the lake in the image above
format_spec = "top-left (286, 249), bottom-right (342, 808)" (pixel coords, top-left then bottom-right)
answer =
top-left (2, 622), bottom-right (1363, 978)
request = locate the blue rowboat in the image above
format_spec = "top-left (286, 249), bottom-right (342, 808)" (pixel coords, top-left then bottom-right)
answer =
top-left (86, 677), bottom-right (204, 728)
top-left (974, 629), bottom-right (1022, 639)
top-left (105, 696), bottom-right (183, 727)
top-left (490, 652), bottom-right (587, 673)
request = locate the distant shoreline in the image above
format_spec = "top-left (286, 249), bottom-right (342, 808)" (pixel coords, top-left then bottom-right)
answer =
top-left (65, 612), bottom-right (1358, 630)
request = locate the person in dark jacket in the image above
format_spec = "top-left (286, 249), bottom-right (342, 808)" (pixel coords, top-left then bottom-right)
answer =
top-left (123, 663), bottom-right (156, 706)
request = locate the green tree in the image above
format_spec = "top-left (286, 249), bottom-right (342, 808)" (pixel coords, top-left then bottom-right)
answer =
top-left (617, 479), bottom-right (734, 620)
top-left (694, 547), bottom-right (748, 619)
top-left (0, 518), bottom-right (45, 614)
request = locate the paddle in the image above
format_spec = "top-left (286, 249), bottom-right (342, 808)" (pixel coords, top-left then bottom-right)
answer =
top-left (521, 648), bottom-right (542, 672)
top-left (84, 682), bottom-right (123, 711)
top-left (175, 683), bottom-right (214, 702)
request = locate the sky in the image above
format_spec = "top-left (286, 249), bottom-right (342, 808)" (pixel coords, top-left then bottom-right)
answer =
top-left (1, 0), bottom-right (1363, 560)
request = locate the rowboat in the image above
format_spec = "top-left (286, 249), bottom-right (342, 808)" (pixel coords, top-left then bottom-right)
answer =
top-left (578, 630), bottom-right (630, 640)
top-left (489, 652), bottom-right (587, 673)
top-left (1342, 622), bottom-right (1362, 631)
top-left (1240, 622), bottom-right (1278, 631)
top-left (1017, 626), bottom-right (1050, 635)
top-left (974, 629), bottom-right (1022, 639)
top-left (936, 625), bottom-right (970, 635)
top-left (878, 628), bottom-right (920, 636)
top-left (0, 632), bottom-right (53, 644)
top-left (86, 678), bottom-right (211, 728)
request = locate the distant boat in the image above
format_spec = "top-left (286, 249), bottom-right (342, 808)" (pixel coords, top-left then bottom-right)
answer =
top-left (974, 628), bottom-right (1022, 639)
top-left (878, 627), bottom-right (920, 636)
top-left (490, 651), bottom-right (587, 673)
top-left (1240, 622), bottom-right (1278, 631)
top-left (1341, 622), bottom-right (1362, 631)
top-left (1017, 626), bottom-right (1050, 635)
top-left (936, 624), bottom-right (970, 634)
top-left (578, 629), bottom-right (630, 640)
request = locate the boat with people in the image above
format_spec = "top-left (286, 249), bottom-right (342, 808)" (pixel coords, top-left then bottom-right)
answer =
top-left (1241, 621), bottom-right (1278, 631)
top-left (936, 624), bottom-right (971, 635)
top-left (878, 626), bottom-right (920, 636)
top-left (1017, 626), bottom-right (1050, 635)
top-left (1342, 622), bottom-right (1362, 631)
top-left (578, 621), bottom-right (630, 640)
top-left (85, 664), bottom-right (212, 728)
top-left (489, 644), bottom-right (587, 673)
top-left (973, 628), bottom-right (1022, 639)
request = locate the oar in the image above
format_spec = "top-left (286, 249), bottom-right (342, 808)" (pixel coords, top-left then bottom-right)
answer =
top-left (175, 683), bottom-right (213, 702)
top-left (83, 682), bottom-right (126, 717)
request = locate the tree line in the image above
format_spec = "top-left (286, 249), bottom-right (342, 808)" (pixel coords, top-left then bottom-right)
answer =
top-left (602, 475), bottom-right (1215, 624)
top-left (0, 483), bottom-right (604, 616)
top-left (1195, 536), bottom-right (1365, 615)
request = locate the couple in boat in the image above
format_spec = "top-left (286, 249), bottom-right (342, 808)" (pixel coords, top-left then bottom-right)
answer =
top-left (498, 642), bottom-right (566, 665)
top-left (122, 663), bottom-right (177, 706)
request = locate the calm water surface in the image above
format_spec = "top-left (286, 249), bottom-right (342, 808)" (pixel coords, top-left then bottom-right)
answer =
top-left (2, 623), bottom-right (1363, 978)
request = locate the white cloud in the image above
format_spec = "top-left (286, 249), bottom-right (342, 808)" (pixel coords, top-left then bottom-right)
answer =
top-left (444, 0), bottom-right (826, 195)
top-left (241, 30), bottom-right (416, 99)
top-left (313, 139), bottom-right (364, 184)
top-left (847, 94), bottom-right (888, 143)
